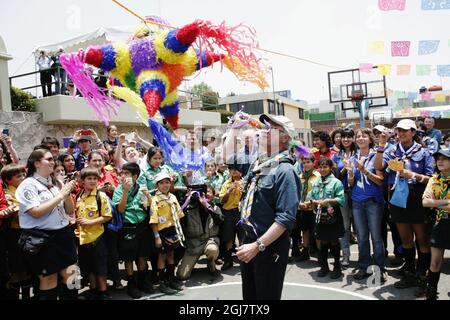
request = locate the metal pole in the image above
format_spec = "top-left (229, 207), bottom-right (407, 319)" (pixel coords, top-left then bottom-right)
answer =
top-left (358, 100), bottom-right (365, 128)
top-left (270, 66), bottom-right (276, 114)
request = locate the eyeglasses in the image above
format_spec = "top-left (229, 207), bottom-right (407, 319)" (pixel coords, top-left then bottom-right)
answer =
top-left (41, 157), bottom-right (55, 162)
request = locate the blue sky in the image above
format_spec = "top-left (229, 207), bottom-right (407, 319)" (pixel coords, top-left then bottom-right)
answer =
top-left (1, 0), bottom-right (449, 104)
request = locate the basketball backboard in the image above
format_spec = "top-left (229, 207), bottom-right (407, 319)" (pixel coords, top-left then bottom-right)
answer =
top-left (327, 66), bottom-right (388, 111)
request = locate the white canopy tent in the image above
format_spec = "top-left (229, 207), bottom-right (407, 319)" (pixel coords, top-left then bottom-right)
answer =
top-left (33, 26), bottom-right (136, 55)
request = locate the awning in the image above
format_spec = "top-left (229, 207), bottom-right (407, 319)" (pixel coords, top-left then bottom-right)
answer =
top-left (33, 26), bottom-right (136, 55)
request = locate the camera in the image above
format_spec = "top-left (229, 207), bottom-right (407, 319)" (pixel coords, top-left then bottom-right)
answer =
top-left (188, 184), bottom-right (207, 199)
top-left (2, 128), bottom-right (9, 136)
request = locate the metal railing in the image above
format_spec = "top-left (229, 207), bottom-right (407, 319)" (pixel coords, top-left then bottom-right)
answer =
top-left (9, 66), bottom-right (109, 98)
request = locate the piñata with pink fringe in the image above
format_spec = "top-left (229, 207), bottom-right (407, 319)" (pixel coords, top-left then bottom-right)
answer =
top-left (60, 18), bottom-right (268, 129)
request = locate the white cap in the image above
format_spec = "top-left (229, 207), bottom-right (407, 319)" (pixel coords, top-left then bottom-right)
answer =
top-left (154, 172), bottom-right (171, 184)
top-left (395, 119), bottom-right (417, 131)
top-left (259, 114), bottom-right (296, 139)
top-left (373, 125), bottom-right (387, 133)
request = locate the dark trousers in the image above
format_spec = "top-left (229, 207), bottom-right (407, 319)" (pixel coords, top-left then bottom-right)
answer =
top-left (40, 70), bottom-right (52, 97)
top-left (105, 229), bottom-right (120, 282)
top-left (240, 231), bottom-right (290, 300)
top-left (381, 198), bottom-right (402, 256)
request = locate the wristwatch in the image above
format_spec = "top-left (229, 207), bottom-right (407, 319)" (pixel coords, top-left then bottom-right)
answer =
top-left (256, 238), bottom-right (266, 252)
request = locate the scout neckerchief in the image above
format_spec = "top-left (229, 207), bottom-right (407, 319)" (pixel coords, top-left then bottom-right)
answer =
top-left (155, 191), bottom-right (185, 246)
top-left (33, 173), bottom-right (68, 222)
top-left (239, 150), bottom-right (291, 237)
top-left (391, 141), bottom-right (422, 190)
top-left (355, 149), bottom-right (375, 191)
top-left (436, 173), bottom-right (450, 223)
top-left (301, 170), bottom-right (315, 202)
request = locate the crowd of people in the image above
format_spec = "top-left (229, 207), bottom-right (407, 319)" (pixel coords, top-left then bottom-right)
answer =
top-left (0, 114), bottom-right (449, 301)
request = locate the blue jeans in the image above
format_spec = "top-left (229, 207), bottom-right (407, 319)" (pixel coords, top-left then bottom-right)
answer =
top-left (352, 198), bottom-right (385, 270)
top-left (54, 68), bottom-right (67, 94)
top-left (339, 191), bottom-right (351, 257)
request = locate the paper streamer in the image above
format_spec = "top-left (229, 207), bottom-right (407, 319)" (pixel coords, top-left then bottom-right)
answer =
top-left (378, 0), bottom-right (406, 10)
top-left (416, 65), bottom-right (432, 76)
top-left (418, 40), bottom-right (440, 55)
top-left (408, 92), bottom-right (418, 101)
top-left (395, 91), bottom-right (407, 99)
top-left (421, 0), bottom-right (450, 10)
top-left (368, 41), bottom-right (385, 54)
top-left (421, 92), bottom-right (432, 101)
top-left (397, 65), bottom-right (411, 75)
top-left (435, 93), bottom-right (447, 102)
top-left (359, 63), bottom-right (373, 73)
top-left (437, 65), bottom-right (450, 77)
top-left (391, 41), bottom-right (410, 57)
top-left (378, 64), bottom-right (392, 76)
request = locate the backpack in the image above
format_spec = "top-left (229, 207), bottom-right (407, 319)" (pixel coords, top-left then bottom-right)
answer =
top-left (76, 190), bottom-right (123, 232)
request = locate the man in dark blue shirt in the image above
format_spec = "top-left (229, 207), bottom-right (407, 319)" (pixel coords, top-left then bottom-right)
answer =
top-left (224, 113), bottom-right (300, 300)
top-left (424, 117), bottom-right (442, 146)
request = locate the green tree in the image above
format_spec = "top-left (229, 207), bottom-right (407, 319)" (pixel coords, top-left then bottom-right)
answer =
top-left (10, 86), bottom-right (36, 112)
top-left (191, 82), bottom-right (219, 107)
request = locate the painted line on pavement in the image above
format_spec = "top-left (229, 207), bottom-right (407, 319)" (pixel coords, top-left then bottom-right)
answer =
top-left (186, 281), bottom-right (376, 300)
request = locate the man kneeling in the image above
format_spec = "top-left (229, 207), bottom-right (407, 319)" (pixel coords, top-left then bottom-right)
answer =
top-left (177, 184), bottom-right (223, 280)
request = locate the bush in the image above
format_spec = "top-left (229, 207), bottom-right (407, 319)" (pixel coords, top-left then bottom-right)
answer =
top-left (205, 108), bottom-right (235, 123)
top-left (10, 86), bottom-right (36, 112)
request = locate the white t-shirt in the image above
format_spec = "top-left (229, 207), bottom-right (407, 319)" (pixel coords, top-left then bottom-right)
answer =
top-left (16, 177), bottom-right (69, 230)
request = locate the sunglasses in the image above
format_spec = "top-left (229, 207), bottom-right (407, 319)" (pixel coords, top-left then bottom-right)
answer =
top-left (41, 157), bottom-right (55, 162)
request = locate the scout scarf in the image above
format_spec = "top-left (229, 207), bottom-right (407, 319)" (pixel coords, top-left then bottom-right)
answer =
top-left (239, 151), bottom-right (291, 237)
top-left (435, 174), bottom-right (450, 223)
top-left (391, 141), bottom-right (422, 190)
top-left (301, 170), bottom-right (315, 202)
top-left (155, 191), bottom-right (185, 246)
top-left (355, 149), bottom-right (375, 191)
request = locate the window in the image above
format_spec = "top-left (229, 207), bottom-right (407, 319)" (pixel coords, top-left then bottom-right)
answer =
top-left (268, 100), bottom-right (276, 114)
top-left (230, 103), bottom-right (241, 113)
top-left (277, 102), bottom-right (285, 116)
top-left (298, 108), bottom-right (304, 119)
top-left (231, 100), bottom-right (264, 115)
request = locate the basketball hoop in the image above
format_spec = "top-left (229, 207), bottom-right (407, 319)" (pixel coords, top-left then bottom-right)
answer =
top-left (350, 89), bottom-right (365, 102)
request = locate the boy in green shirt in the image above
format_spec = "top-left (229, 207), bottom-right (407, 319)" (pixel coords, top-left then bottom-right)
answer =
top-left (113, 163), bottom-right (154, 299)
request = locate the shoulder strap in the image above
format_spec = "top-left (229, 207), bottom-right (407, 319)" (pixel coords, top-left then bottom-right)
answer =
top-left (96, 191), bottom-right (102, 213)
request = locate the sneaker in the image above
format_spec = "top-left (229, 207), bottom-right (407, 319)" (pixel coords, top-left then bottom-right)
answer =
top-left (330, 266), bottom-right (343, 279)
top-left (389, 255), bottom-right (404, 267)
top-left (97, 291), bottom-right (112, 300)
top-left (341, 255), bottom-right (350, 267)
top-left (113, 280), bottom-right (124, 291)
top-left (221, 259), bottom-right (233, 271)
top-left (159, 281), bottom-right (177, 295)
top-left (425, 286), bottom-right (438, 300)
top-left (353, 269), bottom-right (371, 280)
top-left (394, 272), bottom-right (418, 289)
top-left (397, 263), bottom-right (407, 277)
top-left (126, 285), bottom-right (142, 299)
top-left (208, 260), bottom-right (220, 277)
top-left (317, 268), bottom-right (329, 277)
top-left (295, 248), bottom-right (310, 262)
top-left (138, 282), bottom-right (155, 294)
top-left (168, 278), bottom-right (183, 292)
top-left (414, 275), bottom-right (427, 298)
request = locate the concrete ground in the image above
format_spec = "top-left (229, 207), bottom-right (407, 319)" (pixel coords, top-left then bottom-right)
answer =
top-left (100, 237), bottom-right (450, 300)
